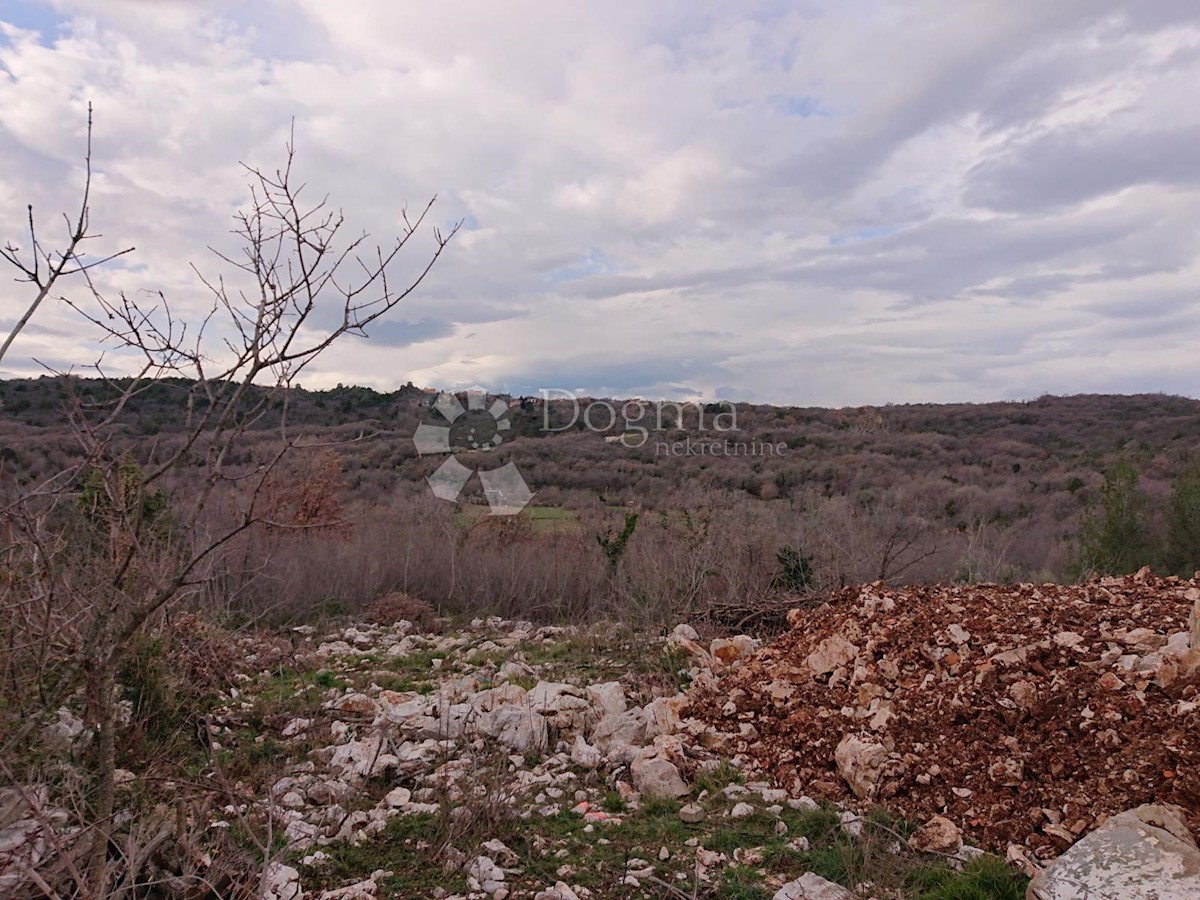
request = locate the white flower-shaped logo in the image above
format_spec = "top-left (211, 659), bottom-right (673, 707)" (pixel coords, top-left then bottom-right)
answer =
top-left (413, 389), bottom-right (533, 515)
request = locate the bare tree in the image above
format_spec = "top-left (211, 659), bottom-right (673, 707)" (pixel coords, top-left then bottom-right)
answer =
top-left (0, 118), bottom-right (457, 896)
top-left (0, 103), bottom-right (134, 368)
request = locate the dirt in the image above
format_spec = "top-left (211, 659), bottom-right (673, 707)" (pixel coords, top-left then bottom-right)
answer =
top-left (686, 570), bottom-right (1200, 857)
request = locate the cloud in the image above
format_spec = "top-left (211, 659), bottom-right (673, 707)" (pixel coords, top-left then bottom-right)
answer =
top-left (0, 0), bottom-right (1198, 406)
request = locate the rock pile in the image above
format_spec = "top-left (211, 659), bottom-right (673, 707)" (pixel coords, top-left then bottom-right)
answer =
top-left (685, 570), bottom-right (1200, 856)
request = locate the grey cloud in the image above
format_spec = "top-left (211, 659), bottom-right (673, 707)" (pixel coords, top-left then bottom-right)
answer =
top-left (965, 126), bottom-right (1200, 212)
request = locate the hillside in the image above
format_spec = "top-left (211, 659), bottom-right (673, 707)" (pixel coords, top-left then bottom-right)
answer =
top-left (2, 379), bottom-right (1198, 609)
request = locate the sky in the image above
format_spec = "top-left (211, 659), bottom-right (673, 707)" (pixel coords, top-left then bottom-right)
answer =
top-left (0, 0), bottom-right (1198, 407)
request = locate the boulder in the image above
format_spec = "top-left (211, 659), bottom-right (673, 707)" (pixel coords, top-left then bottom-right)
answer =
top-left (630, 755), bottom-right (689, 799)
top-left (1027, 804), bottom-right (1200, 899)
top-left (476, 707), bottom-right (548, 753)
top-left (773, 872), bottom-right (854, 899)
top-left (908, 816), bottom-right (963, 854)
top-left (261, 862), bottom-right (303, 900)
top-left (586, 682), bottom-right (626, 716)
top-left (590, 708), bottom-right (647, 752)
top-left (710, 635), bottom-right (758, 667)
top-left (834, 733), bottom-right (887, 799)
top-left (806, 635), bottom-right (859, 677)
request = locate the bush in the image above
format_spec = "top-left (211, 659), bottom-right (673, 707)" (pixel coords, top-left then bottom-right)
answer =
top-left (366, 591), bottom-right (441, 631)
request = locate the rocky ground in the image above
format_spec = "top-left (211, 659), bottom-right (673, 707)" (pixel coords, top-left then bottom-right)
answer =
top-left (201, 616), bottom-right (1023, 899)
top-left (8, 570), bottom-right (1200, 898)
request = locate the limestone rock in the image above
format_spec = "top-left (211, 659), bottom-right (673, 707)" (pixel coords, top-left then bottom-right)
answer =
top-left (806, 635), bottom-right (859, 677)
top-left (710, 635), bottom-right (758, 667)
top-left (1027, 803), bottom-right (1200, 899)
top-left (834, 733), bottom-right (888, 799)
top-left (261, 862), bottom-right (302, 900)
top-left (630, 755), bottom-right (689, 799)
top-left (476, 707), bottom-right (548, 753)
top-left (773, 872), bottom-right (854, 899)
top-left (908, 816), bottom-right (963, 854)
top-left (590, 708), bottom-right (647, 753)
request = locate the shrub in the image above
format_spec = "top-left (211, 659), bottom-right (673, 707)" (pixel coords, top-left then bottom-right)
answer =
top-left (366, 591), bottom-right (441, 631)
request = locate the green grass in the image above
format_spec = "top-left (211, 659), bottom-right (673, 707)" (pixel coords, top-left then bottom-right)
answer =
top-left (694, 759), bottom-right (746, 796)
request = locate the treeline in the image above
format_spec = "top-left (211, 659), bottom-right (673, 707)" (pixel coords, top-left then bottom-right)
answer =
top-left (1074, 455), bottom-right (1200, 578)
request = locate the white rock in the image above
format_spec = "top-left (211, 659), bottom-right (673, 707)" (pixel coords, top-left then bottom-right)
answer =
top-left (570, 734), bottom-right (601, 769)
top-left (261, 862), bottom-right (303, 900)
top-left (631, 755), bottom-right (689, 799)
top-left (773, 872), bottom-right (854, 899)
top-left (806, 635), bottom-right (859, 677)
top-left (586, 682), bottom-right (626, 716)
top-left (476, 706), bottom-right (549, 753)
top-left (834, 733), bottom-right (888, 799)
top-left (908, 816), bottom-right (962, 854)
top-left (1027, 803), bottom-right (1200, 899)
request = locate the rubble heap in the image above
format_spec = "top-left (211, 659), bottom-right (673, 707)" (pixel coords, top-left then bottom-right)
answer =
top-left (685, 569), bottom-right (1200, 856)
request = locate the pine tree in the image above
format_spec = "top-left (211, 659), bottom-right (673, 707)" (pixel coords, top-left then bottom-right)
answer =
top-left (1166, 460), bottom-right (1200, 576)
top-left (1074, 455), bottom-right (1151, 576)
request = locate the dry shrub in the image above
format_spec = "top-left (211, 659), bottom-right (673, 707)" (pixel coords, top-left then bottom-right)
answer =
top-left (365, 591), bottom-right (441, 631)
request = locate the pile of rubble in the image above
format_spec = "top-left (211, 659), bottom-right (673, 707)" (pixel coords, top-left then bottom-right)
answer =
top-left (683, 569), bottom-right (1200, 857)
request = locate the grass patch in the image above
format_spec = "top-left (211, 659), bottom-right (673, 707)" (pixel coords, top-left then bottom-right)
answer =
top-left (695, 759), bottom-right (746, 796)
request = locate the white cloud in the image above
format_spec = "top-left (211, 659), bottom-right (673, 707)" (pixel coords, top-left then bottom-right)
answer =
top-left (1, 0), bottom-right (1198, 405)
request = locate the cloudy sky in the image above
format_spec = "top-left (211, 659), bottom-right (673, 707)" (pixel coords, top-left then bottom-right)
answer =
top-left (1, 0), bottom-right (1198, 406)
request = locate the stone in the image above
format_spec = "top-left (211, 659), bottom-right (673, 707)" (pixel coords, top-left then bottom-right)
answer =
top-left (476, 707), bottom-right (548, 753)
top-left (569, 734), bottom-right (601, 769)
top-left (586, 682), bottom-right (626, 716)
top-left (1027, 803), bottom-right (1200, 899)
top-left (317, 869), bottom-right (392, 899)
top-left (261, 862), bottom-right (303, 900)
top-left (468, 855), bottom-right (504, 886)
top-left (773, 872), bottom-right (855, 899)
top-left (679, 803), bottom-right (705, 823)
top-left (590, 708), bottom-right (647, 752)
top-left (806, 635), bottom-right (859, 677)
top-left (730, 802), bottom-right (755, 818)
top-left (710, 635), bottom-right (758, 666)
top-left (908, 816), bottom-right (963, 854)
top-left (834, 733), bottom-right (888, 799)
top-left (631, 755), bottom-right (689, 799)
top-left (330, 692), bottom-right (379, 715)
